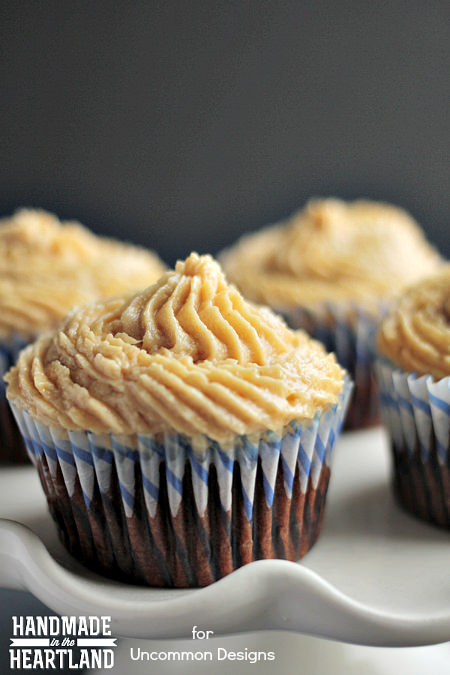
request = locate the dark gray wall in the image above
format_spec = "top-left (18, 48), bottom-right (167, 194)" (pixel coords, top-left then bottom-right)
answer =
top-left (1, 1), bottom-right (449, 265)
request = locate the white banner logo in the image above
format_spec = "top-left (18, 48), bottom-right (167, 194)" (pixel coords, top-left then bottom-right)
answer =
top-left (9, 615), bottom-right (116, 670)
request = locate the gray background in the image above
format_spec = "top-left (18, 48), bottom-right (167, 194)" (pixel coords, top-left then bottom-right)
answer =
top-left (0, 1), bottom-right (449, 672)
top-left (0, 1), bottom-right (449, 265)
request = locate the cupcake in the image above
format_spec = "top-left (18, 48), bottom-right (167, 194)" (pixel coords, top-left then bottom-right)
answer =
top-left (376, 267), bottom-right (450, 529)
top-left (221, 198), bottom-right (442, 429)
top-left (6, 253), bottom-right (351, 587)
top-left (0, 208), bottom-right (165, 462)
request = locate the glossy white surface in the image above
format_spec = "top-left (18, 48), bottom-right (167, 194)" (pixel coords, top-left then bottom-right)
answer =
top-left (0, 428), bottom-right (449, 646)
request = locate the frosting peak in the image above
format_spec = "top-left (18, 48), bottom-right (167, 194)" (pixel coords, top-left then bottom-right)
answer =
top-left (0, 208), bottom-right (95, 258)
top-left (109, 253), bottom-right (299, 365)
top-left (220, 199), bottom-right (443, 309)
top-left (6, 253), bottom-right (346, 440)
top-left (0, 208), bottom-right (165, 339)
top-left (175, 251), bottom-right (223, 279)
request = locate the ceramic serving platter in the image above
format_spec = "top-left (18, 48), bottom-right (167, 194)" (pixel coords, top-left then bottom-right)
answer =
top-left (0, 428), bottom-right (449, 647)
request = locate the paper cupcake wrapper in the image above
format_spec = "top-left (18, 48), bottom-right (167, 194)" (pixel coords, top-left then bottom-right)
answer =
top-left (279, 301), bottom-right (385, 430)
top-left (376, 357), bottom-right (450, 529)
top-left (0, 335), bottom-right (30, 463)
top-left (10, 378), bottom-right (351, 587)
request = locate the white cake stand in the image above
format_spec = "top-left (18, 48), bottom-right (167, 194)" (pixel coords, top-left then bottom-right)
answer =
top-left (0, 428), bottom-right (449, 649)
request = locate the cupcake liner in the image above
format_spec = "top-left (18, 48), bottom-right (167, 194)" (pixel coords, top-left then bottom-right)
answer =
top-left (0, 334), bottom-right (30, 463)
top-left (279, 301), bottom-right (385, 430)
top-left (376, 357), bottom-right (450, 529)
top-left (10, 378), bottom-right (352, 587)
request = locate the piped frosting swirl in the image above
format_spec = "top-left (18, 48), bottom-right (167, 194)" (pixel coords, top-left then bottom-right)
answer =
top-left (6, 253), bottom-right (346, 440)
top-left (0, 208), bottom-right (165, 339)
top-left (221, 199), bottom-right (443, 310)
top-left (377, 267), bottom-right (450, 380)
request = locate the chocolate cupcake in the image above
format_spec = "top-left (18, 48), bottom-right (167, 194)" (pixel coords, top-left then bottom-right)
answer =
top-left (376, 267), bottom-right (450, 529)
top-left (221, 198), bottom-right (442, 429)
top-left (0, 208), bottom-right (165, 462)
top-left (6, 253), bottom-right (351, 587)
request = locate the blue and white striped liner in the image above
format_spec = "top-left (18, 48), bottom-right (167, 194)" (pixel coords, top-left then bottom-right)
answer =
top-left (0, 334), bottom-right (29, 396)
top-left (9, 377), bottom-right (352, 521)
top-left (280, 301), bottom-right (383, 374)
top-left (0, 334), bottom-right (29, 419)
top-left (0, 334), bottom-right (32, 462)
top-left (278, 301), bottom-right (386, 430)
top-left (376, 357), bottom-right (450, 465)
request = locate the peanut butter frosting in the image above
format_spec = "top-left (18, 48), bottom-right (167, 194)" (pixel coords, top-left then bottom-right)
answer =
top-left (0, 208), bottom-right (165, 340)
top-left (377, 267), bottom-right (450, 380)
top-left (6, 253), bottom-right (346, 441)
top-left (220, 199), bottom-right (442, 311)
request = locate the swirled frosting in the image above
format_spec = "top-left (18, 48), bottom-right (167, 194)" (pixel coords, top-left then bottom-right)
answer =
top-left (6, 253), bottom-right (346, 440)
top-left (0, 209), bottom-right (165, 340)
top-left (377, 267), bottom-right (450, 380)
top-left (220, 199), bottom-right (443, 311)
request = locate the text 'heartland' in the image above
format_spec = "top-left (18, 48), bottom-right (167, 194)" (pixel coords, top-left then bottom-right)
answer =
top-left (9, 616), bottom-right (116, 670)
